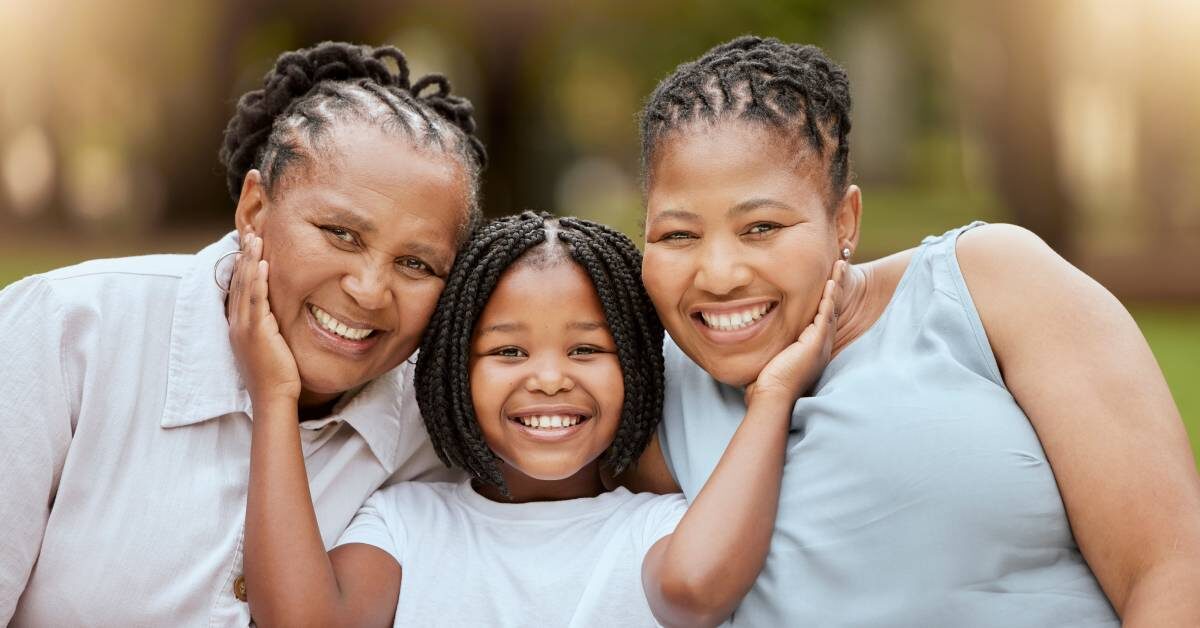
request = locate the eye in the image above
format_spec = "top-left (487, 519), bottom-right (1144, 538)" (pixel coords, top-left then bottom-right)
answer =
top-left (658, 231), bottom-right (697, 243)
top-left (569, 345), bottom-right (611, 358)
top-left (743, 222), bottom-right (780, 236)
top-left (320, 225), bottom-right (359, 246)
top-left (492, 346), bottom-right (527, 359)
top-left (396, 256), bottom-right (434, 278)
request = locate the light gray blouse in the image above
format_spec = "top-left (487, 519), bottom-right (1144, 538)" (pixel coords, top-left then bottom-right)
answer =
top-left (658, 223), bottom-right (1118, 627)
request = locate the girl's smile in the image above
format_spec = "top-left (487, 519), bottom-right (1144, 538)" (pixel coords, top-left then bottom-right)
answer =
top-left (469, 259), bottom-right (624, 501)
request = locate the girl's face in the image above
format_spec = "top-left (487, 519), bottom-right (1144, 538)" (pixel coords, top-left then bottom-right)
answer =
top-left (236, 122), bottom-right (469, 408)
top-left (469, 259), bottom-right (625, 499)
top-left (642, 119), bottom-right (857, 387)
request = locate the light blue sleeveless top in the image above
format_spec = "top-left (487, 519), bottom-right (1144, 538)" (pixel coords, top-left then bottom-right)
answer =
top-left (658, 223), bottom-right (1118, 627)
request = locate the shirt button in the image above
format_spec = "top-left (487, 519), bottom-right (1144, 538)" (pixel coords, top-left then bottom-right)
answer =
top-left (233, 575), bottom-right (248, 602)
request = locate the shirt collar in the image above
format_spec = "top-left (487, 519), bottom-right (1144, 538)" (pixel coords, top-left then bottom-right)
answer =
top-left (161, 231), bottom-right (251, 428)
top-left (159, 231), bottom-right (408, 474)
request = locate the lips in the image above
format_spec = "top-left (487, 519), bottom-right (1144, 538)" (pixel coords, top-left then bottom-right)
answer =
top-left (687, 299), bottom-right (779, 344)
top-left (304, 303), bottom-right (386, 356)
top-left (505, 406), bottom-right (594, 439)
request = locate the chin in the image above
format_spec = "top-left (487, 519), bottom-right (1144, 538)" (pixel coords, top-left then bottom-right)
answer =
top-left (700, 355), bottom-right (769, 389)
top-left (297, 365), bottom-right (367, 400)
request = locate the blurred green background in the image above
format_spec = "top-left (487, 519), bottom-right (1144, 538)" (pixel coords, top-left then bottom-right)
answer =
top-left (0, 0), bottom-right (1197, 465)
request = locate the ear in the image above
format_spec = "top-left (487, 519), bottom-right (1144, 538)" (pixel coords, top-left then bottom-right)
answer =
top-left (233, 170), bottom-right (268, 237)
top-left (833, 184), bottom-right (862, 255)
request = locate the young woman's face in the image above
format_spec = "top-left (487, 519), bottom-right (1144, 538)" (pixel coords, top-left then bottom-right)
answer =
top-left (642, 120), bottom-right (841, 387)
top-left (237, 122), bottom-right (469, 408)
top-left (468, 260), bottom-right (624, 489)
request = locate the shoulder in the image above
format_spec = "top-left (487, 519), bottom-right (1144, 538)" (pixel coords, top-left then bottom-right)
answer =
top-left (25, 253), bottom-right (193, 311)
top-left (39, 252), bottom-right (193, 283)
top-left (370, 480), bottom-right (458, 504)
top-left (617, 489), bottom-right (688, 522)
top-left (952, 223), bottom-right (1128, 370)
top-left (953, 222), bottom-right (1108, 315)
top-left (954, 223), bottom-right (1064, 279)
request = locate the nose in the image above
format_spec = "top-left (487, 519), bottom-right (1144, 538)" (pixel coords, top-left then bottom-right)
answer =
top-left (693, 239), bottom-right (753, 296)
top-left (523, 356), bottom-right (575, 395)
top-left (341, 261), bottom-right (393, 311)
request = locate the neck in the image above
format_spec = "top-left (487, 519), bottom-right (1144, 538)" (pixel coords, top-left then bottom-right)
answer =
top-left (297, 392), bottom-right (341, 422)
top-left (474, 461), bottom-right (607, 504)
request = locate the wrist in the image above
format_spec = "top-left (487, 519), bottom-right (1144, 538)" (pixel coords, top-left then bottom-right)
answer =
top-left (250, 392), bottom-right (300, 415)
top-left (746, 391), bottom-right (799, 414)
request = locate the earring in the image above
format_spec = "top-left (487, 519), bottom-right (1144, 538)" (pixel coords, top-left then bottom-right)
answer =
top-left (213, 250), bottom-right (242, 294)
top-left (841, 247), bottom-right (852, 261)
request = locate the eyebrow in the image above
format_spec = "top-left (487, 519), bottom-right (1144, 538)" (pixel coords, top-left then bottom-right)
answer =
top-left (402, 240), bottom-right (446, 262)
top-left (728, 198), bottom-right (797, 216)
top-left (649, 198), bottom-right (797, 226)
top-left (322, 206), bottom-right (377, 234)
top-left (477, 322), bottom-right (526, 336)
top-left (567, 320), bottom-right (609, 332)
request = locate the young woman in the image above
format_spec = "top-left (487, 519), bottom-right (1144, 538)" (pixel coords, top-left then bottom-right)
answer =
top-left (0, 42), bottom-right (485, 626)
top-left (229, 211), bottom-right (844, 627)
top-left (623, 36), bottom-right (1200, 626)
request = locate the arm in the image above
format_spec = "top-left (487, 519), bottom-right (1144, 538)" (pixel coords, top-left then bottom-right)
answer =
top-left (642, 261), bottom-right (844, 628)
top-left (957, 224), bottom-right (1200, 627)
top-left (229, 233), bottom-right (400, 628)
top-left (0, 278), bottom-right (74, 623)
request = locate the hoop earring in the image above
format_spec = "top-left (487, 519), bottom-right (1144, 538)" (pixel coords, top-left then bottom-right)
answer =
top-left (213, 250), bottom-right (242, 294)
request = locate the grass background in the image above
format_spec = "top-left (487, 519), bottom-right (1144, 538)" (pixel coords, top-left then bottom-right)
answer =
top-left (2, 226), bottom-right (1196, 469)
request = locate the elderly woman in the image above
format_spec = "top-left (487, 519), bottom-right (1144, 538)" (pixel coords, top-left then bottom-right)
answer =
top-left (623, 36), bottom-right (1200, 626)
top-left (0, 41), bottom-right (483, 626)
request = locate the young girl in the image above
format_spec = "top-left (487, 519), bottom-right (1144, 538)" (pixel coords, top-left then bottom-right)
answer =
top-left (228, 211), bottom-right (843, 627)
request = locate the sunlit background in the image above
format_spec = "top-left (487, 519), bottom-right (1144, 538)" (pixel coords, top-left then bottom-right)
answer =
top-left (1, 0), bottom-right (1197, 464)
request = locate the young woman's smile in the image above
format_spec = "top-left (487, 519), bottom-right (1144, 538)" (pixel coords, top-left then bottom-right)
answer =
top-left (642, 119), bottom-right (856, 387)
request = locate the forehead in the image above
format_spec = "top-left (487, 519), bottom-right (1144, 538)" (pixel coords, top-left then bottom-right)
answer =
top-left (646, 119), bottom-right (827, 217)
top-left (480, 261), bottom-right (605, 326)
top-left (286, 122), bottom-right (469, 250)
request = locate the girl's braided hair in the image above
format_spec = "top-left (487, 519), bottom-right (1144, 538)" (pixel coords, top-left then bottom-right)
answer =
top-left (640, 35), bottom-right (852, 206)
top-left (414, 211), bottom-right (664, 493)
top-left (219, 41), bottom-right (487, 236)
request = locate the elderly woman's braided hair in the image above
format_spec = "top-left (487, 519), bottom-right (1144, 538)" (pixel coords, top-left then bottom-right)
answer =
top-left (219, 41), bottom-right (487, 236)
top-left (414, 211), bottom-right (664, 494)
top-left (640, 35), bottom-right (852, 206)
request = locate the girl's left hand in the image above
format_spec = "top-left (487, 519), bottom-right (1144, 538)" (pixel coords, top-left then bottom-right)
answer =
top-left (228, 232), bottom-right (302, 404)
top-left (744, 259), bottom-right (845, 407)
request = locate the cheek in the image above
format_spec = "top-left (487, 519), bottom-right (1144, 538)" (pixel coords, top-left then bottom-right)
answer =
top-left (593, 362), bottom-right (626, 421)
top-left (397, 282), bottom-right (445, 332)
top-left (641, 251), bottom-right (687, 312)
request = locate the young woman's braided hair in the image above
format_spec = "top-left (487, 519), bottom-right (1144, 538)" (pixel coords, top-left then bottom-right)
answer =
top-left (640, 35), bottom-right (852, 206)
top-left (219, 41), bottom-right (487, 236)
top-left (414, 211), bottom-right (665, 494)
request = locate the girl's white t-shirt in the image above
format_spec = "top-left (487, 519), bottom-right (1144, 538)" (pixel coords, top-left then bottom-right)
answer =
top-left (336, 479), bottom-right (687, 627)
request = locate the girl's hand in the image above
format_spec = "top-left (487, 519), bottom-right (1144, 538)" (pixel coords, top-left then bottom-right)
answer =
top-left (228, 232), bottom-right (302, 405)
top-left (744, 260), bottom-right (845, 407)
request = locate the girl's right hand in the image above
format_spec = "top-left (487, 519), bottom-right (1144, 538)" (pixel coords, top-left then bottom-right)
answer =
top-left (744, 260), bottom-right (845, 407)
top-left (228, 232), bottom-right (302, 405)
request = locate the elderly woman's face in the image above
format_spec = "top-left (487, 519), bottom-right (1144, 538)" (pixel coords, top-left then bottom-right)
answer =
top-left (642, 120), bottom-right (839, 387)
top-left (238, 122), bottom-right (468, 407)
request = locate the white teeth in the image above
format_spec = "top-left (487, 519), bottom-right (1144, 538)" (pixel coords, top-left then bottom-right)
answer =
top-left (514, 415), bottom-right (584, 430)
top-left (699, 304), bottom-right (772, 331)
top-left (310, 304), bottom-right (374, 341)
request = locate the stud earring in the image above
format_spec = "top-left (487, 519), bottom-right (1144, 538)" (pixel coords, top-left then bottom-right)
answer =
top-left (841, 247), bottom-right (852, 261)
